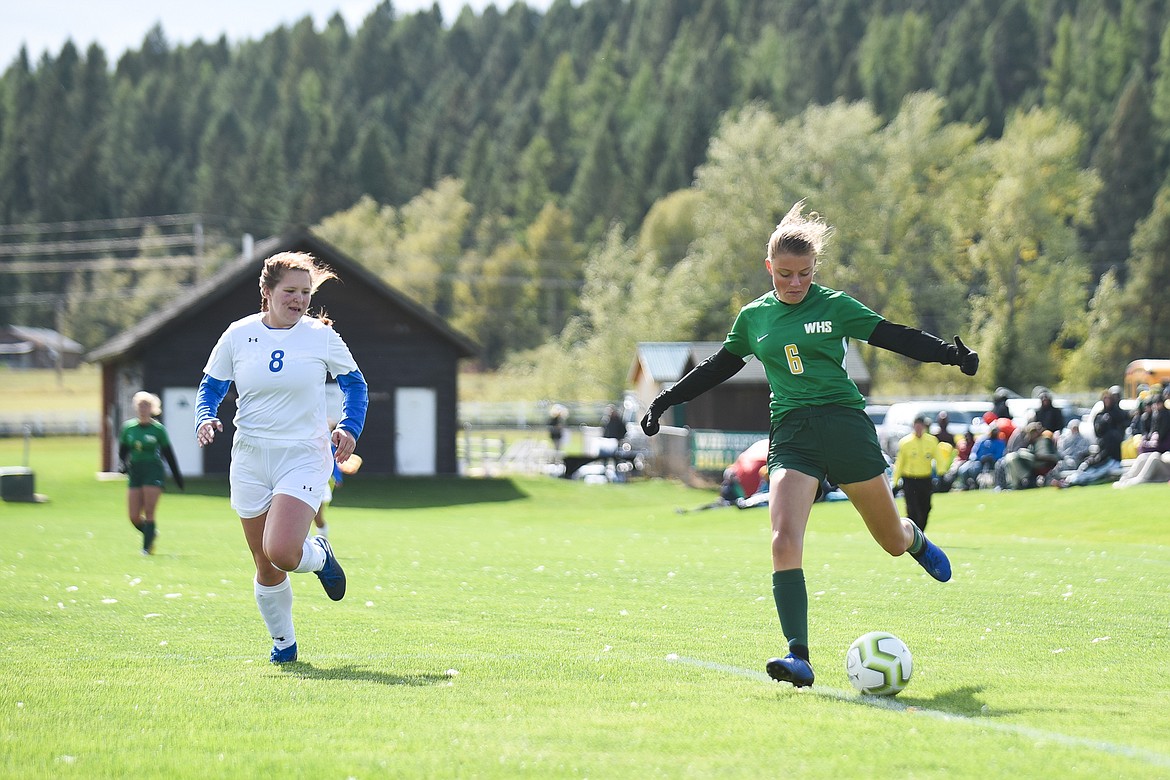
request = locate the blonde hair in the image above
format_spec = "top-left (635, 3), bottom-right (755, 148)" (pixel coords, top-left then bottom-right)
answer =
top-left (132, 391), bottom-right (161, 417)
top-left (767, 200), bottom-right (832, 261)
top-left (259, 251), bottom-right (338, 324)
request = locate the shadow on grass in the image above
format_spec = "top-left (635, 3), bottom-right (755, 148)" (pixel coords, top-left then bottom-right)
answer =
top-left (899, 684), bottom-right (1019, 717)
top-left (177, 476), bottom-right (530, 509)
top-left (920, 684), bottom-right (985, 711)
top-left (837, 684), bottom-right (1026, 719)
top-left (279, 662), bottom-right (450, 686)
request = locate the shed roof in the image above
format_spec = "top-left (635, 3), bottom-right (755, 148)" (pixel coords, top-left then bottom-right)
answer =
top-left (0, 325), bottom-right (83, 354)
top-left (632, 342), bottom-right (691, 383)
top-left (86, 230), bottom-right (478, 363)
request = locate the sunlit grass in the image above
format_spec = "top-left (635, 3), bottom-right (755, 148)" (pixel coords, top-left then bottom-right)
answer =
top-left (1, 437), bottom-right (1168, 778)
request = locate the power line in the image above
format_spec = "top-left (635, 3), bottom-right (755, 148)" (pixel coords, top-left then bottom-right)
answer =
top-left (0, 285), bottom-right (190, 307)
top-left (0, 233), bottom-right (200, 257)
top-left (0, 213), bottom-right (202, 237)
top-left (0, 255), bottom-right (206, 274)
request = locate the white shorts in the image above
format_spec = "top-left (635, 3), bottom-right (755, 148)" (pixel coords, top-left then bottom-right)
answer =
top-left (229, 435), bottom-right (332, 518)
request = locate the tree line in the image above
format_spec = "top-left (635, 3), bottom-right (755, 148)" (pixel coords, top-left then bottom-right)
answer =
top-left (1, 0), bottom-right (1169, 397)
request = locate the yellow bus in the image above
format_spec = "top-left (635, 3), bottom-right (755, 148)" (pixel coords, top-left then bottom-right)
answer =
top-left (1123, 359), bottom-right (1170, 398)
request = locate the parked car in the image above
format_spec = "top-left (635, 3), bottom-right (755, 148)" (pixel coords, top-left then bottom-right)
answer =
top-left (879, 400), bottom-right (992, 457)
top-left (865, 404), bottom-right (890, 429)
top-left (966, 397), bottom-right (1089, 441)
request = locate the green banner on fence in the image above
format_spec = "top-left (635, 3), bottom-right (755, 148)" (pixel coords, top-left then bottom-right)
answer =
top-left (689, 430), bottom-right (767, 472)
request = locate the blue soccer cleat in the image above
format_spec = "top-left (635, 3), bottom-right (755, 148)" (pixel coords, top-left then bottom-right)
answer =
top-left (766, 653), bottom-right (815, 688)
top-left (313, 536), bottom-right (346, 601)
top-left (270, 642), bottom-right (298, 664)
top-left (910, 536), bottom-right (952, 582)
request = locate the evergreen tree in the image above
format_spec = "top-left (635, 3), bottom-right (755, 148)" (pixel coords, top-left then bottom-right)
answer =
top-left (1120, 178), bottom-right (1170, 357)
top-left (538, 53), bottom-right (578, 195)
top-left (349, 119), bottom-right (399, 206)
top-left (932, 0), bottom-right (996, 124)
top-left (567, 108), bottom-right (626, 244)
top-left (857, 12), bottom-right (931, 118)
top-left (193, 109), bottom-right (248, 227)
top-left (0, 48), bottom-right (35, 223)
top-left (1151, 21), bottom-right (1170, 167)
top-left (1086, 67), bottom-right (1159, 279)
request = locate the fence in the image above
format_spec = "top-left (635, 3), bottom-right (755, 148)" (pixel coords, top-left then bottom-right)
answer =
top-left (0, 413), bottom-right (100, 437)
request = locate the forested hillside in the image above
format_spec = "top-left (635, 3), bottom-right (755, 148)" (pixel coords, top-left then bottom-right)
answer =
top-left (3, 0), bottom-right (1170, 397)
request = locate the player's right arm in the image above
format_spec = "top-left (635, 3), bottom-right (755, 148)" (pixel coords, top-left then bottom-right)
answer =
top-left (196, 326), bottom-right (237, 447)
top-left (640, 348), bottom-right (747, 435)
top-left (195, 374), bottom-right (230, 446)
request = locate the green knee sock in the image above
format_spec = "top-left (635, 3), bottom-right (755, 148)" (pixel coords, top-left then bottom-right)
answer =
top-left (771, 568), bottom-right (808, 653)
top-left (908, 523), bottom-right (925, 555)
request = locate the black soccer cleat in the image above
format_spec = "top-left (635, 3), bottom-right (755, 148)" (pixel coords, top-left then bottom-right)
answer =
top-left (766, 653), bottom-right (815, 688)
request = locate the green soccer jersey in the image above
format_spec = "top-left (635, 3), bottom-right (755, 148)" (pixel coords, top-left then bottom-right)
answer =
top-left (723, 284), bottom-right (883, 423)
top-left (120, 420), bottom-right (171, 465)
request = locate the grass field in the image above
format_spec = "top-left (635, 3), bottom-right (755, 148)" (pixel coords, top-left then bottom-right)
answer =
top-left (0, 366), bottom-right (100, 414)
top-left (1, 437), bottom-right (1168, 778)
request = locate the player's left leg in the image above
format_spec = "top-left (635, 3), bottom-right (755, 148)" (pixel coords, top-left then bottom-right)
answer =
top-left (842, 475), bottom-right (950, 582)
top-left (140, 485), bottom-right (162, 554)
top-left (268, 494), bottom-right (346, 601)
top-left (765, 468), bottom-right (820, 688)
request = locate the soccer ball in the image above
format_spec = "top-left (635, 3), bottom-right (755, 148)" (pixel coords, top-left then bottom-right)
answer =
top-left (845, 631), bottom-right (912, 695)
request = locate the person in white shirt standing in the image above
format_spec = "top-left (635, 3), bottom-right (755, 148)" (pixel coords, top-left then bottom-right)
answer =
top-left (195, 252), bottom-right (369, 664)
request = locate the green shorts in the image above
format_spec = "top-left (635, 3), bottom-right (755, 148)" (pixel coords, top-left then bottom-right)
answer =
top-left (127, 460), bottom-right (166, 489)
top-left (768, 405), bottom-right (889, 486)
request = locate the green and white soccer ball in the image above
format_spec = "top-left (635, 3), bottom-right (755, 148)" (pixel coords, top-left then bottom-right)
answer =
top-left (845, 631), bottom-right (912, 696)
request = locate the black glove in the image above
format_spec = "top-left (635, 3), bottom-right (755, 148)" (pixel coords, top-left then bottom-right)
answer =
top-left (173, 474), bottom-right (185, 492)
top-left (640, 396), bottom-right (670, 436)
top-left (953, 336), bottom-right (979, 376)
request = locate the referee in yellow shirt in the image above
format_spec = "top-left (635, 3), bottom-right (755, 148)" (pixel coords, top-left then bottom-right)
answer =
top-left (892, 415), bottom-right (940, 531)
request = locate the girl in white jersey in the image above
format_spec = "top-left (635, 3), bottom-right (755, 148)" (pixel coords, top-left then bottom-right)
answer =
top-left (195, 252), bottom-right (369, 664)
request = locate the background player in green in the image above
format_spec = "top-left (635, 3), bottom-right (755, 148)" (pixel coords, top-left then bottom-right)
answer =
top-left (640, 201), bottom-right (979, 688)
top-left (119, 391), bottom-right (184, 555)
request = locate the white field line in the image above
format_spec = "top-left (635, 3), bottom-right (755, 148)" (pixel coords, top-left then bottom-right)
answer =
top-left (665, 654), bottom-right (1170, 769)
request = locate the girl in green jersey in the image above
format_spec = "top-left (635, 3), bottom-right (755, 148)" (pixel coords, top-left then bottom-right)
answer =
top-left (640, 202), bottom-right (978, 687)
top-left (119, 391), bottom-right (185, 554)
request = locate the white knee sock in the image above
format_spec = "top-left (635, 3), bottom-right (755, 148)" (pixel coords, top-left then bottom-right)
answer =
top-left (292, 536), bottom-right (326, 574)
top-left (254, 577), bottom-right (295, 649)
top-left (316, 523), bottom-right (329, 540)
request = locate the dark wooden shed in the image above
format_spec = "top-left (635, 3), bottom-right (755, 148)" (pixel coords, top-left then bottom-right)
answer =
top-left (86, 230), bottom-right (477, 477)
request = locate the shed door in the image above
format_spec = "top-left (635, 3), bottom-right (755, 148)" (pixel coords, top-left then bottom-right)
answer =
top-left (162, 388), bottom-right (202, 477)
top-left (395, 387), bottom-right (436, 476)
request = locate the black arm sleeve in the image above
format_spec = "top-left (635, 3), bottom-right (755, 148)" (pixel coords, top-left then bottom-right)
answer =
top-left (161, 445), bottom-right (185, 490)
top-left (118, 442), bottom-right (128, 464)
top-left (867, 320), bottom-right (960, 365)
top-left (657, 348), bottom-right (747, 407)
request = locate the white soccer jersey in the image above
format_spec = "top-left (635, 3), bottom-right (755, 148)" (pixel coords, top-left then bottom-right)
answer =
top-left (203, 313), bottom-right (359, 443)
